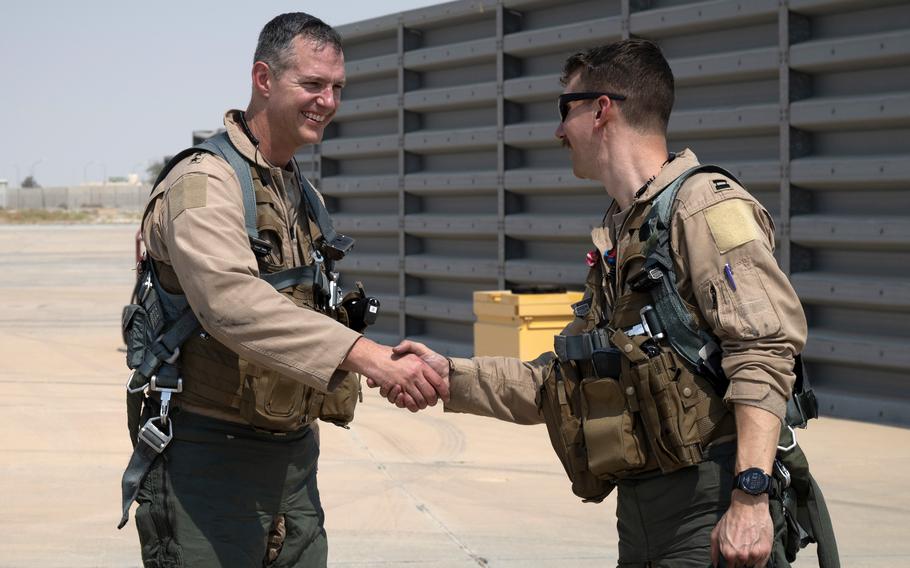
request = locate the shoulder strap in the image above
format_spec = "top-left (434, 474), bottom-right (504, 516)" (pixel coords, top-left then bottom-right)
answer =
top-left (293, 163), bottom-right (354, 260)
top-left (196, 132), bottom-right (259, 239)
top-left (635, 165), bottom-right (741, 382)
top-left (151, 132), bottom-right (259, 239)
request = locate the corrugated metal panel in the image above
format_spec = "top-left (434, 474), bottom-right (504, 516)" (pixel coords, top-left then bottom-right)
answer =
top-left (330, 0), bottom-right (910, 424)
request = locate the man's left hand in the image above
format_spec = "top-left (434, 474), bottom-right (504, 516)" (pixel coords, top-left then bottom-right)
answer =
top-left (710, 490), bottom-right (773, 568)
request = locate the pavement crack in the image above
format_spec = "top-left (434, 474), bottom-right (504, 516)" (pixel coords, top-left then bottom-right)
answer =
top-left (348, 426), bottom-right (489, 567)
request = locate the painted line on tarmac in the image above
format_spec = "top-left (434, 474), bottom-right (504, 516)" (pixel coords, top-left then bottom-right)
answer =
top-left (348, 427), bottom-right (489, 567)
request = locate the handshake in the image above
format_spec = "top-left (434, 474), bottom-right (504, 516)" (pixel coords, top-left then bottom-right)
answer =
top-left (341, 337), bottom-right (450, 412)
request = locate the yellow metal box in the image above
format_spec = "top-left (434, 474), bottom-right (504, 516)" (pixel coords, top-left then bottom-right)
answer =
top-left (473, 290), bottom-right (583, 360)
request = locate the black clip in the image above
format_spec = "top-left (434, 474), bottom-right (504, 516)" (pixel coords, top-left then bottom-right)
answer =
top-left (629, 266), bottom-right (663, 292)
top-left (320, 234), bottom-right (355, 261)
top-left (249, 236), bottom-right (273, 258)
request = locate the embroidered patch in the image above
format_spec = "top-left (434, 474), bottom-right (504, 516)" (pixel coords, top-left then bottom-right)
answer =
top-left (168, 173), bottom-right (208, 220)
top-left (712, 178), bottom-right (732, 191)
top-left (704, 199), bottom-right (758, 253)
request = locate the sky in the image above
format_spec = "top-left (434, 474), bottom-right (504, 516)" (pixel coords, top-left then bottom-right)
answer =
top-left (0, 0), bottom-right (443, 187)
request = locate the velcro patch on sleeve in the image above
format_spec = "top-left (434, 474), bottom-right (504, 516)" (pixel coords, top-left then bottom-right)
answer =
top-left (704, 199), bottom-right (759, 253)
top-left (167, 173), bottom-right (208, 220)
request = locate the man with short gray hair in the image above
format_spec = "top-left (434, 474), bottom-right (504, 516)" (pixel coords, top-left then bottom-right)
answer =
top-left (122, 12), bottom-right (448, 567)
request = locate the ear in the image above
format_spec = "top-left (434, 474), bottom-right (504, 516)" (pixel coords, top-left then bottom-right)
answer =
top-left (251, 61), bottom-right (273, 98)
top-left (594, 96), bottom-right (611, 126)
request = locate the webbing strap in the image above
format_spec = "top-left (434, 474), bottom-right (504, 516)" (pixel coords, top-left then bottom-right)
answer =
top-left (151, 133), bottom-right (259, 239)
top-left (294, 165), bottom-right (339, 245)
top-left (135, 307), bottom-right (200, 381)
top-left (260, 265), bottom-right (316, 291)
top-left (640, 165), bottom-right (740, 376)
top-left (197, 133), bottom-right (258, 240)
top-left (808, 473), bottom-right (841, 568)
top-left (118, 434), bottom-right (159, 529)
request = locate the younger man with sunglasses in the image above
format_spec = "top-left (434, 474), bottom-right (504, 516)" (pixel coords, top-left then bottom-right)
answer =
top-left (385, 39), bottom-right (821, 567)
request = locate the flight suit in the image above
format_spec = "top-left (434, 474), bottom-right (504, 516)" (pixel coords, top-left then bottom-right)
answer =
top-left (445, 149), bottom-right (808, 566)
top-left (136, 109), bottom-right (362, 567)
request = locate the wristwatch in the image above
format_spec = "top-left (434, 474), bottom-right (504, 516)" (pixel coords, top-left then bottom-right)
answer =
top-left (733, 467), bottom-right (772, 496)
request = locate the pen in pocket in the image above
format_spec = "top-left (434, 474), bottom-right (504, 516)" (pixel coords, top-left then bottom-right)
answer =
top-left (723, 263), bottom-right (736, 291)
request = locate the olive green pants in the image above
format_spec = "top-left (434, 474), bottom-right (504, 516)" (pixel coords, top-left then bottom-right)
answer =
top-left (615, 445), bottom-right (789, 567)
top-left (135, 411), bottom-right (326, 568)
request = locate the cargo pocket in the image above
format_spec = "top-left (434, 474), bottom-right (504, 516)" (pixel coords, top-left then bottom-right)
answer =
top-left (239, 367), bottom-right (308, 431)
top-left (581, 376), bottom-right (647, 477)
top-left (699, 259), bottom-right (781, 340)
top-left (311, 373), bottom-right (361, 428)
top-left (255, 190), bottom-right (287, 273)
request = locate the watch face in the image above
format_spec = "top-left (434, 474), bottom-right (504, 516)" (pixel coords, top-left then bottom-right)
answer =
top-left (738, 468), bottom-right (770, 494)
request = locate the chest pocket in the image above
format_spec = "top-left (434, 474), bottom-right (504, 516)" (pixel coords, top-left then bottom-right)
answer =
top-left (254, 186), bottom-right (288, 272)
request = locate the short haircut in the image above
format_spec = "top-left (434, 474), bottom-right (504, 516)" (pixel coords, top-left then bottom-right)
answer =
top-left (254, 13), bottom-right (343, 77)
top-left (561, 39), bottom-right (674, 134)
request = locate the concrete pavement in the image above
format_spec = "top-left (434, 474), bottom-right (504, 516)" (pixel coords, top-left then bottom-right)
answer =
top-left (0, 223), bottom-right (908, 567)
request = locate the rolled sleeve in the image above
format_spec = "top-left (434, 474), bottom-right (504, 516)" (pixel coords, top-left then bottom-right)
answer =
top-left (673, 176), bottom-right (808, 420)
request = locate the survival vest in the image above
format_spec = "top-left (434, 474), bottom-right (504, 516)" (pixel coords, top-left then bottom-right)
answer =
top-left (539, 165), bottom-right (838, 566)
top-left (118, 132), bottom-right (378, 529)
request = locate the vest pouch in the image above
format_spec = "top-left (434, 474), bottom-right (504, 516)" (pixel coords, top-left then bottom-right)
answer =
top-left (121, 304), bottom-right (149, 370)
top-left (239, 363), bottom-right (309, 432)
top-left (631, 351), bottom-right (702, 473)
top-left (538, 360), bottom-right (614, 503)
top-left (307, 373), bottom-right (361, 428)
top-left (580, 376), bottom-right (647, 477)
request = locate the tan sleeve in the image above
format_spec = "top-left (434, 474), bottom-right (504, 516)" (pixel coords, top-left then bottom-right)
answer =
top-left (147, 153), bottom-right (361, 392)
top-left (673, 175), bottom-right (808, 420)
top-left (444, 352), bottom-right (554, 425)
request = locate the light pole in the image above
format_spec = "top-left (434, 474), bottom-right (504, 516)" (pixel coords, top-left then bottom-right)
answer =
top-left (29, 158), bottom-right (43, 185)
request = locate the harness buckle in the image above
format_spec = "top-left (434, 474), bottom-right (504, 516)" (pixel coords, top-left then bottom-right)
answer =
top-left (629, 266), bottom-right (663, 292)
top-left (149, 375), bottom-right (184, 394)
top-left (137, 416), bottom-right (173, 453)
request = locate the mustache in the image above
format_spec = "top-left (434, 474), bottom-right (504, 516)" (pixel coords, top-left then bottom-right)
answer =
top-left (561, 139), bottom-right (571, 149)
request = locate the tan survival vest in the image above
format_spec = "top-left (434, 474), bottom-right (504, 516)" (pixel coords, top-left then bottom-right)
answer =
top-left (541, 167), bottom-right (736, 501)
top-left (145, 141), bottom-right (361, 432)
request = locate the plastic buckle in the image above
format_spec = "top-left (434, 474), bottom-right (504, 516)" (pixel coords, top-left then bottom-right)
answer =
top-left (138, 416), bottom-right (173, 454)
top-left (149, 375), bottom-right (184, 394)
top-left (777, 424), bottom-right (798, 452)
top-left (126, 370), bottom-right (150, 394)
top-left (629, 267), bottom-right (663, 292)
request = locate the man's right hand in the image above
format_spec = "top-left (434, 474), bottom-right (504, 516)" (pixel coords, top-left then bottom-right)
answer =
top-left (340, 337), bottom-right (449, 412)
top-left (364, 340), bottom-right (450, 410)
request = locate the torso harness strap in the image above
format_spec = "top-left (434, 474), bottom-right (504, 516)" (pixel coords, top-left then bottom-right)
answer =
top-left (119, 132), bottom-right (353, 529)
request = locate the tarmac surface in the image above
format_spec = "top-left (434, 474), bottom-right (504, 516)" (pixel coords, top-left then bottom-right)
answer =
top-left (1, 223), bottom-right (908, 567)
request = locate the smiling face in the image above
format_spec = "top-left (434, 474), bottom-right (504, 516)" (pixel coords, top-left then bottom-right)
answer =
top-left (264, 36), bottom-right (345, 152)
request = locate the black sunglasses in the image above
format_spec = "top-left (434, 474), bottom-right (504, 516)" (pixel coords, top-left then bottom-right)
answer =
top-left (558, 91), bottom-right (627, 122)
